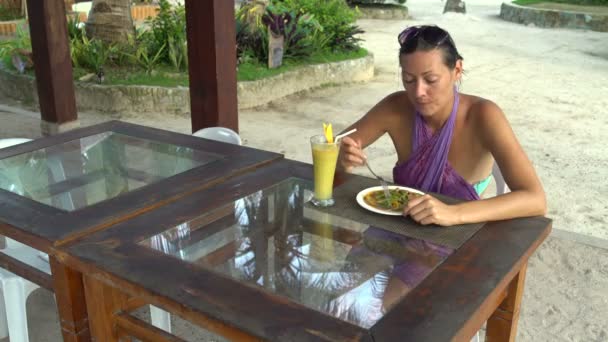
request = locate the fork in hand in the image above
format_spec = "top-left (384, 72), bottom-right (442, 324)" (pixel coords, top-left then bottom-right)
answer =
top-left (365, 160), bottom-right (392, 206)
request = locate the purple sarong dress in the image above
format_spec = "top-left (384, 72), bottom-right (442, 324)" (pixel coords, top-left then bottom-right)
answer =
top-left (393, 89), bottom-right (480, 201)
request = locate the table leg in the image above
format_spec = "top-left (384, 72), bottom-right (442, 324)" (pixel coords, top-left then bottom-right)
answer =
top-left (49, 256), bottom-right (91, 342)
top-left (82, 274), bottom-right (130, 342)
top-left (485, 262), bottom-right (528, 342)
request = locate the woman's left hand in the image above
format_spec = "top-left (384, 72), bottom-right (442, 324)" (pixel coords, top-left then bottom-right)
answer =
top-left (403, 194), bottom-right (461, 226)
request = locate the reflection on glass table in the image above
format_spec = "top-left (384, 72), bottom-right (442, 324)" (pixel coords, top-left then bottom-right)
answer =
top-left (140, 178), bottom-right (454, 329)
top-left (0, 132), bottom-right (219, 211)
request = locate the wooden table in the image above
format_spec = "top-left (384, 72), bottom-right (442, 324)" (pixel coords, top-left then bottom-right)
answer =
top-left (58, 158), bottom-right (552, 342)
top-left (0, 120), bottom-right (282, 341)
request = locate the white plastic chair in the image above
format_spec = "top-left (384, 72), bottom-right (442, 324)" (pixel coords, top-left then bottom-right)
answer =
top-left (0, 138), bottom-right (172, 338)
top-left (150, 127), bottom-right (242, 331)
top-left (0, 138), bottom-right (31, 150)
top-left (492, 162), bottom-right (510, 195)
top-left (192, 127), bottom-right (242, 145)
top-left (0, 238), bottom-right (51, 342)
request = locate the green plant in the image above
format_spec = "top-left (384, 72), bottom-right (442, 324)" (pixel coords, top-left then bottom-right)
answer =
top-left (346, 0), bottom-right (406, 4)
top-left (124, 43), bottom-right (166, 74)
top-left (145, 0), bottom-right (186, 65)
top-left (330, 22), bottom-right (364, 51)
top-left (167, 36), bottom-right (188, 72)
top-left (70, 34), bottom-right (114, 73)
top-left (0, 24), bottom-right (30, 60)
top-left (66, 15), bottom-right (86, 42)
top-left (235, 11), bottom-right (268, 64)
top-left (110, 31), bottom-right (142, 67)
top-left (0, 24), bottom-right (31, 72)
top-left (273, 0), bottom-right (363, 51)
top-left (263, 5), bottom-right (322, 59)
top-left (236, 0), bottom-right (269, 32)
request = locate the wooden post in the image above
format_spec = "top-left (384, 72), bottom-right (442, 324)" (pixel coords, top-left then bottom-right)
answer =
top-left (486, 262), bottom-right (528, 342)
top-left (83, 274), bottom-right (130, 342)
top-left (26, 0), bottom-right (79, 133)
top-left (49, 257), bottom-right (91, 342)
top-left (185, 0), bottom-right (238, 133)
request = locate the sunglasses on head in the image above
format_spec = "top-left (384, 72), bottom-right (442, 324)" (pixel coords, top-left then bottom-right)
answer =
top-left (398, 25), bottom-right (451, 48)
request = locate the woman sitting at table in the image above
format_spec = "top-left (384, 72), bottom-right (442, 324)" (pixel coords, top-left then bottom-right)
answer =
top-left (338, 25), bottom-right (546, 226)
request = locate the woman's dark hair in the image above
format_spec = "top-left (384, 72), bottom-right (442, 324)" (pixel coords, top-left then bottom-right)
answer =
top-left (398, 25), bottom-right (463, 69)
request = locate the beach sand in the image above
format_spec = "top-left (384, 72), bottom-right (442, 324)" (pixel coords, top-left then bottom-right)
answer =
top-left (0, 0), bottom-right (606, 340)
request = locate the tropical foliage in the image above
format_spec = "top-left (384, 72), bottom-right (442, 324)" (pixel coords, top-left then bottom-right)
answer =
top-left (0, 0), bottom-right (366, 83)
top-left (346, 0), bottom-right (407, 4)
top-left (236, 0), bottom-right (364, 65)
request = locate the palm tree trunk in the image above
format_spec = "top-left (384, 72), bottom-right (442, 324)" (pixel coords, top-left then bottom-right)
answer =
top-left (86, 0), bottom-right (134, 43)
top-left (21, 0), bottom-right (28, 18)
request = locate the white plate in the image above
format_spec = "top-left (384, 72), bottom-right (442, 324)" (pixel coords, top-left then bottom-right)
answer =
top-left (356, 185), bottom-right (425, 216)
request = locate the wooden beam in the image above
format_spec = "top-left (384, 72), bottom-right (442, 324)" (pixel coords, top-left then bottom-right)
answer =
top-left (26, 0), bottom-right (78, 124)
top-left (50, 256), bottom-right (91, 342)
top-left (486, 262), bottom-right (529, 342)
top-left (185, 0), bottom-right (238, 133)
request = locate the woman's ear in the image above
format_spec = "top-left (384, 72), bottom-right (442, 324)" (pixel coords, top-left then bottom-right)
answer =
top-left (454, 59), bottom-right (463, 82)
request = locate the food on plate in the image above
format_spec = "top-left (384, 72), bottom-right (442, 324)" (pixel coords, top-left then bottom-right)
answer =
top-left (363, 188), bottom-right (423, 211)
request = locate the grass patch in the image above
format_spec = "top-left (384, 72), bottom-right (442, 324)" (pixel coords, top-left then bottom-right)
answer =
top-left (3, 48), bottom-right (369, 87)
top-left (513, 0), bottom-right (608, 6)
top-left (238, 48), bottom-right (368, 81)
top-left (100, 65), bottom-right (189, 87)
top-left (105, 48), bottom-right (367, 85)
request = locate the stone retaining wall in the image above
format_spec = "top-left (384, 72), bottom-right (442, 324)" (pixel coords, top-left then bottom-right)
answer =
top-left (0, 53), bottom-right (374, 115)
top-left (356, 5), bottom-right (409, 20)
top-left (500, 2), bottom-right (608, 32)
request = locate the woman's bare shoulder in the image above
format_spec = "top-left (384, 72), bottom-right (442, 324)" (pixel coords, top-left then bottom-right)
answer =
top-left (464, 95), bottom-right (507, 126)
top-left (371, 91), bottom-right (414, 120)
top-left (464, 95), bottom-right (514, 148)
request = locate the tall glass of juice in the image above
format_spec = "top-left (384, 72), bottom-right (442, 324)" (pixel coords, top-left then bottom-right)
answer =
top-left (310, 134), bottom-right (340, 207)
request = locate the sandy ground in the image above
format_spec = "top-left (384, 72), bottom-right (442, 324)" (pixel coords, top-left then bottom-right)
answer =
top-left (0, 0), bottom-right (607, 341)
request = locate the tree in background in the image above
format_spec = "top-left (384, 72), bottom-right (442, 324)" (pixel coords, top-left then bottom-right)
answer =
top-left (85, 0), bottom-right (134, 43)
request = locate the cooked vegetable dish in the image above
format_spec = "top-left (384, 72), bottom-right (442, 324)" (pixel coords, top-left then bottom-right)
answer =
top-left (363, 188), bottom-right (422, 211)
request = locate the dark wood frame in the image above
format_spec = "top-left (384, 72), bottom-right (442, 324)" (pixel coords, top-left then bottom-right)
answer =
top-left (0, 120), bottom-right (281, 249)
top-left (0, 120), bottom-right (282, 341)
top-left (59, 159), bottom-right (552, 342)
top-left (26, 0), bottom-right (77, 125)
top-left (185, 0), bottom-right (238, 133)
top-left (26, 0), bottom-right (238, 131)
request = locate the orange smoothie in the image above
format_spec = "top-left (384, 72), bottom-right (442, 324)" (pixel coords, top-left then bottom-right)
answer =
top-left (311, 141), bottom-right (339, 202)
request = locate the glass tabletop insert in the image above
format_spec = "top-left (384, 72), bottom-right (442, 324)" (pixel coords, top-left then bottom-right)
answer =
top-left (140, 178), bottom-right (454, 329)
top-left (0, 132), bottom-right (219, 211)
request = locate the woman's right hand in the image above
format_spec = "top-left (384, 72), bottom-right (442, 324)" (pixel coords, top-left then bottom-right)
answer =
top-left (339, 136), bottom-right (367, 172)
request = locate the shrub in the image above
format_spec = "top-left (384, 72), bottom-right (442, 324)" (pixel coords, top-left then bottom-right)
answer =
top-left (0, 24), bottom-right (30, 60)
top-left (273, 0), bottom-right (364, 51)
top-left (70, 34), bottom-right (115, 73)
top-left (263, 3), bottom-right (322, 59)
top-left (144, 0), bottom-right (187, 70)
top-left (236, 1), bottom-right (272, 64)
top-left (66, 15), bottom-right (86, 42)
top-left (346, 0), bottom-right (407, 5)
